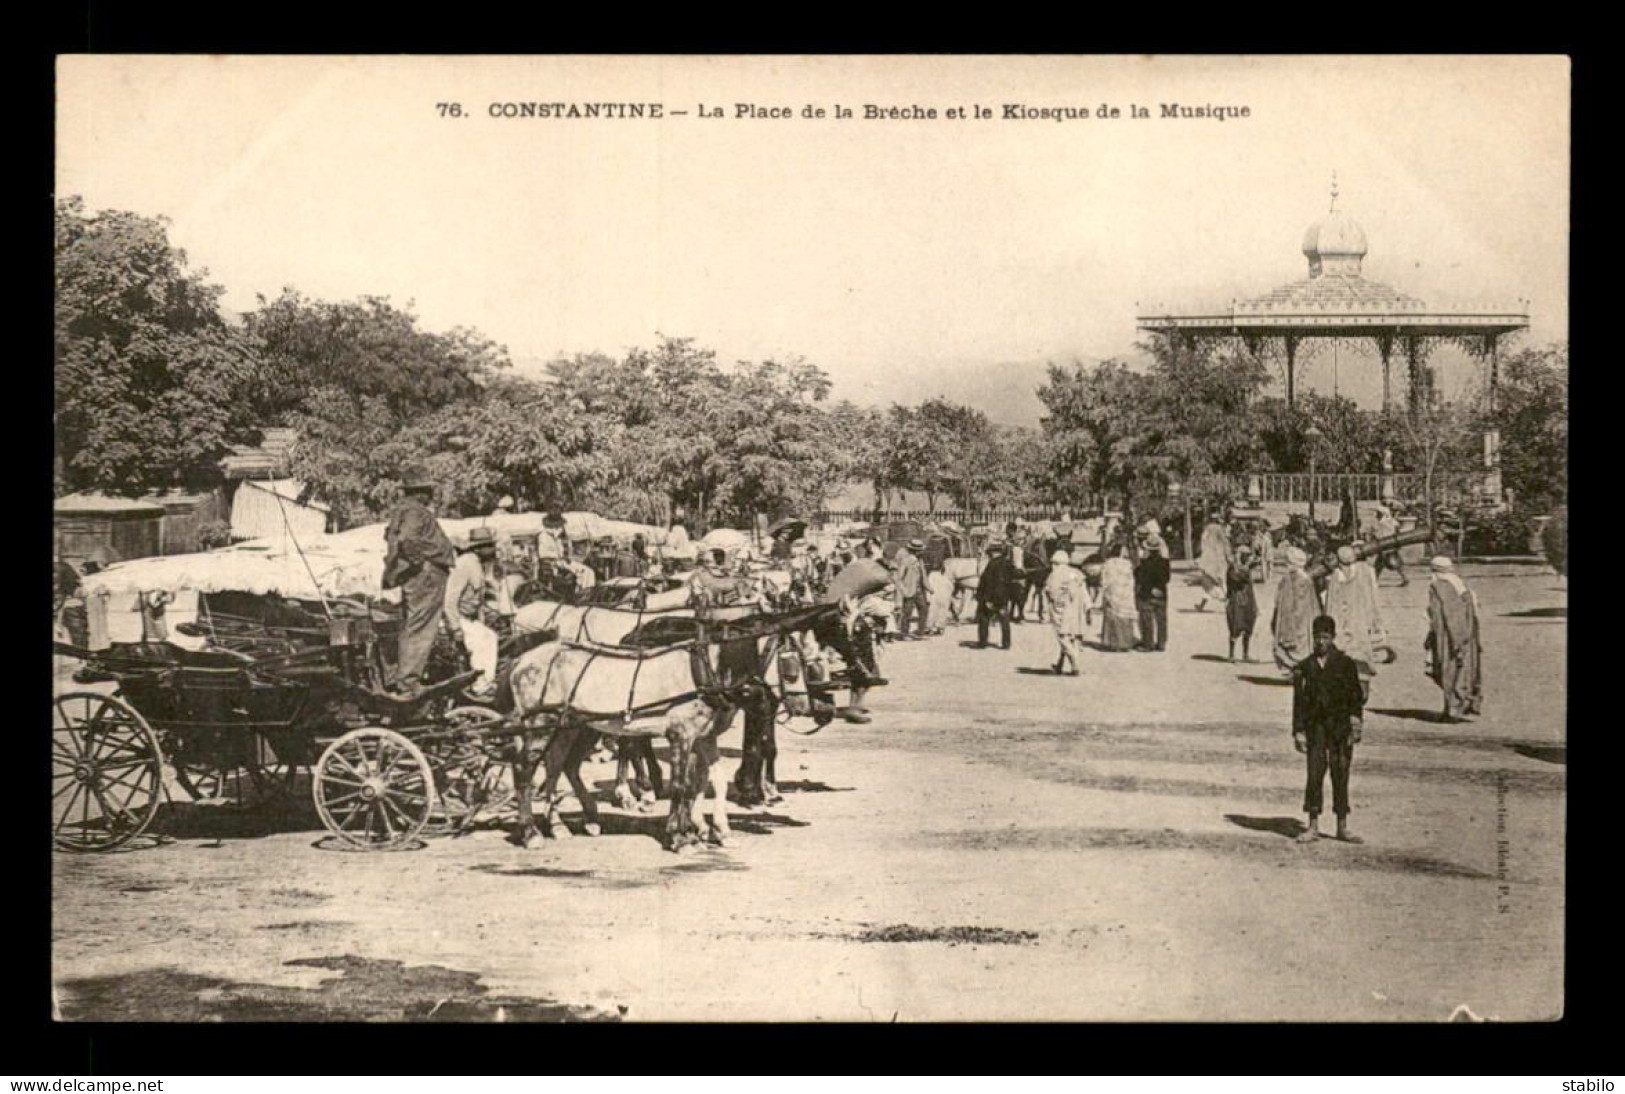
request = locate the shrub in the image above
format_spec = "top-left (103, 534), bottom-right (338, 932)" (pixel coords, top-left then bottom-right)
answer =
top-left (1542, 507), bottom-right (1567, 575)
top-left (1461, 510), bottom-right (1536, 557)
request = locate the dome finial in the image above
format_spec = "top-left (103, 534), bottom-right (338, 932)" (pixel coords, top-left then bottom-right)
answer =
top-left (1329, 170), bottom-right (1339, 213)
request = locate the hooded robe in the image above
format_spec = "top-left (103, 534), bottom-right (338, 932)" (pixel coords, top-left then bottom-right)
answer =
top-left (1271, 565), bottom-right (1319, 672)
top-left (1427, 572), bottom-right (1483, 718)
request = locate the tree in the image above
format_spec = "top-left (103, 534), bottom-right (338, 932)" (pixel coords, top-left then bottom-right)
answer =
top-left (1490, 342), bottom-right (1567, 512)
top-left (1140, 335), bottom-right (1269, 481)
top-left (247, 290), bottom-right (512, 526)
top-left (1393, 394), bottom-right (1482, 533)
top-left (1037, 359), bottom-right (1160, 512)
top-left (246, 290), bottom-right (507, 423)
top-left (55, 197), bottom-right (265, 494)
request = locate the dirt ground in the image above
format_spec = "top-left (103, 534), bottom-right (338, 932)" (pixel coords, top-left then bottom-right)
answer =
top-left (51, 562), bottom-right (1566, 1022)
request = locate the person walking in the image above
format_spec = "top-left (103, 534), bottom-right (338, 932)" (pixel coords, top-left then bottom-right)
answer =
top-left (1098, 545), bottom-right (1139, 652)
top-left (1425, 556), bottom-right (1483, 720)
top-left (924, 557), bottom-right (954, 636)
top-left (1324, 544), bottom-right (1386, 702)
top-left (1292, 615), bottom-right (1366, 844)
top-left (1193, 511), bottom-right (1231, 612)
top-left (1044, 549), bottom-right (1088, 675)
top-left (1226, 542), bottom-right (1259, 662)
top-left (383, 471), bottom-right (457, 694)
top-left (1134, 533), bottom-right (1171, 651)
top-left (1271, 545), bottom-right (1318, 674)
top-left (1372, 505), bottom-right (1409, 586)
top-left (891, 538), bottom-right (929, 639)
top-left (975, 540), bottom-right (1022, 650)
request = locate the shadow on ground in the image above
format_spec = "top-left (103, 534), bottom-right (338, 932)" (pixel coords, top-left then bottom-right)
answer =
top-left (154, 801), bottom-right (319, 842)
top-left (916, 825), bottom-right (1498, 880)
top-left (1503, 607), bottom-right (1566, 619)
top-left (54, 955), bottom-right (621, 1022)
top-left (1370, 708), bottom-right (1462, 725)
top-left (1510, 743), bottom-right (1566, 765)
top-left (1237, 675), bottom-right (1292, 688)
top-left (1224, 813), bottom-right (1307, 839)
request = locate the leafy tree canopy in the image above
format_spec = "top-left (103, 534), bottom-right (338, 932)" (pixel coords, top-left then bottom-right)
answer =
top-left (55, 197), bottom-right (264, 495)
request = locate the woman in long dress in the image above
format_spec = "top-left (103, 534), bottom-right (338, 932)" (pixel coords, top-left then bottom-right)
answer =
top-left (1099, 544), bottom-right (1139, 652)
top-left (1044, 549), bottom-right (1089, 675)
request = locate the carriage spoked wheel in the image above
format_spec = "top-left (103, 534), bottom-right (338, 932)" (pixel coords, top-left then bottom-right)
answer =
top-left (53, 692), bottom-right (164, 853)
top-left (313, 728), bottom-right (434, 850)
top-left (420, 707), bottom-right (515, 834)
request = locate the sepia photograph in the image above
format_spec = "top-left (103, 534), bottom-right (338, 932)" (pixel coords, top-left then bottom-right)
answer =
top-left (51, 54), bottom-right (1568, 1024)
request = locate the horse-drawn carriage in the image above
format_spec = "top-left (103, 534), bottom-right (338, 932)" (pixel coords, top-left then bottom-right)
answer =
top-left (54, 577), bottom-right (877, 854)
top-left (51, 586), bottom-right (550, 853)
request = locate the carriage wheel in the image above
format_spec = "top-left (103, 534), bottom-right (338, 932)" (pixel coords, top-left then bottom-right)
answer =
top-left (313, 728), bottom-right (434, 850)
top-left (53, 692), bottom-right (164, 853)
top-left (421, 707), bottom-right (515, 834)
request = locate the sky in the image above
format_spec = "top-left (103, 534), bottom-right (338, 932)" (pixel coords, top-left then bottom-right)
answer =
top-left (56, 55), bottom-right (1569, 425)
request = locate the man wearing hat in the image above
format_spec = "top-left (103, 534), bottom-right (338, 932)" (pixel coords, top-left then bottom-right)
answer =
top-left (444, 527), bottom-right (502, 699)
top-left (1134, 532), bottom-right (1171, 652)
top-left (384, 471), bottom-right (458, 694)
top-left (975, 539), bottom-right (1024, 650)
top-left (890, 538), bottom-right (929, 639)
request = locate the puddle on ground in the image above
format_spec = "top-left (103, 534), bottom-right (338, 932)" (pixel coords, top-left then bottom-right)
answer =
top-left (56, 954), bottom-right (621, 1022)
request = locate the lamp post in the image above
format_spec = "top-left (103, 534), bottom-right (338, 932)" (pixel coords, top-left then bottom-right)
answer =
top-left (1304, 423), bottom-right (1323, 524)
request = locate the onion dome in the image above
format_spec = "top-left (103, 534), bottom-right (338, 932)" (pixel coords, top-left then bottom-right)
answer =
top-left (1301, 175), bottom-right (1367, 277)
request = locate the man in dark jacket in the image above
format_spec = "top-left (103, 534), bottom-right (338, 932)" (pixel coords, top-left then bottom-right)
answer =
top-left (976, 540), bottom-right (1023, 650)
top-left (1293, 615), bottom-right (1366, 843)
top-left (1134, 533), bottom-right (1172, 651)
top-left (383, 472), bottom-right (457, 693)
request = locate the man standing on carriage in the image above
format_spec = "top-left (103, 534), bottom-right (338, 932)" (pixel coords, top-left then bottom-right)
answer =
top-left (383, 470), bottom-right (457, 695)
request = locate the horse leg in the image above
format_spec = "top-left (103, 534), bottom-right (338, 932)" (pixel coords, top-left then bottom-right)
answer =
top-left (755, 689), bottom-right (782, 804)
top-left (732, 694), bottom-right (766, 807)
top-left (701, 733), bottom-right (731, 847)
top-left (636, 736), bottom-right (662, 807)
top-left (612, 742), bottom-right (638, 811)
top-left (664, 702), bottom-right (714, 853)
top-left (510, 728), bottom-right (545, 848)
top-left (564, 728), bottom-right (602, 836)
top-left (538, 724), bottom-right (578, 840)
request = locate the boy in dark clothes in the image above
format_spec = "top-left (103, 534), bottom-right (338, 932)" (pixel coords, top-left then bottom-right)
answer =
top-left (1292, 615), bottom-right (1366, 844)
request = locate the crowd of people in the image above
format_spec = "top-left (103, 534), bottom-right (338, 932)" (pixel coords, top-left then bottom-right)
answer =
top-left (55, 472), bottom-right (1495, 847)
